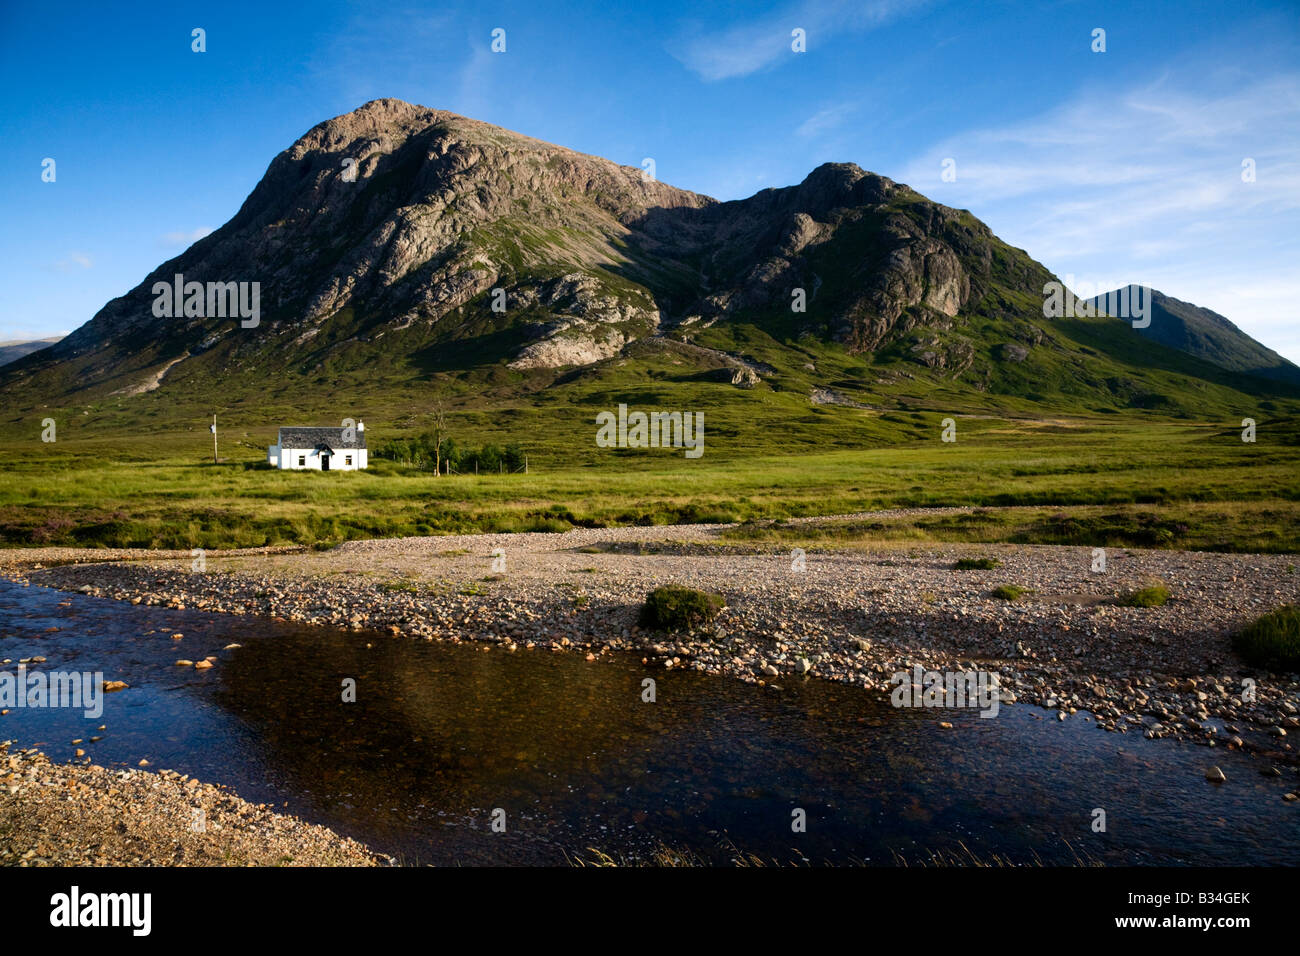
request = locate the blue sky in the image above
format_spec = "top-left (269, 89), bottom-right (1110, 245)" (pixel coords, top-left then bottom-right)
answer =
top-left (2, 0), bottom-right (1298, 361)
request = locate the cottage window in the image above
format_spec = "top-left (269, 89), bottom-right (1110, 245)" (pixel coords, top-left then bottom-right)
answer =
top-left (345, 455), bottom-right (353, 466)
top-left (298, 456), bottom-right (305, 467)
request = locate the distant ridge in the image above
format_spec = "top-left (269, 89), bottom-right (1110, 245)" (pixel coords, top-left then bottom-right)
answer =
top-left (0, 336), bottom-right (63, 368)
top-left (1091, 286), bottom-right (1300, 387)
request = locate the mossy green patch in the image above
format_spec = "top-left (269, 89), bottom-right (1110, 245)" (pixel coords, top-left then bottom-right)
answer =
top-left (639, 585), bottom-right (726, 631)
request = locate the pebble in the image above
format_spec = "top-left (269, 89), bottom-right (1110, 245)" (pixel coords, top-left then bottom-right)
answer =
top-left (0, 742), bottom-right (387, 867)
top-left (4, 523), bottom-right (1298, 763)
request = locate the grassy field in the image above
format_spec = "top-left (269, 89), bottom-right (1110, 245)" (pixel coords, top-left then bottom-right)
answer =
top-left (2, 414), bottom-right (1296, 552)
top-left (722, 502), bottom-right (1300, 555)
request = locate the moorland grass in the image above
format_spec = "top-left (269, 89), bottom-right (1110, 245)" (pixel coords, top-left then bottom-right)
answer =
top-left (1115, 582), bottom-right (1172, 607)
top-left (1232, 605), bottom-right (1300, 671)
top-left (1, 418), bottom-right (1296, 551)
top-left (954, 558), bottom-right (1000, 570)
top-left (720, 500), bottom-right (1300, 555)
top-left (639, 585), bottom-right (727, 631)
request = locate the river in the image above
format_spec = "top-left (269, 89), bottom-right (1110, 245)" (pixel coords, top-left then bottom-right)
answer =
top-left (0, 578), bottom-right (1294, 865)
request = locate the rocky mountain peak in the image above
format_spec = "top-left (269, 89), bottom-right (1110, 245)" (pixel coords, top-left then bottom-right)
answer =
top-left (11, 98), bottom-right (1281, 413)
top-left (2, 99), bottom-right (1047, 397)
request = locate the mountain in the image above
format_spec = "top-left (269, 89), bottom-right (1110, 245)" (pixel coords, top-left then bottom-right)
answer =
top-left (1089, 286), bottom-right (1300, 387)
top-left (0, 336), bottom-right (62, 368)
top-left (2, 98), bottom-right (1294, 432)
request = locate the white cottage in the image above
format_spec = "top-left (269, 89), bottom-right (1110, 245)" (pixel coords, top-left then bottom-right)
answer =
top-left (268, 423), bottom-right (368, 471)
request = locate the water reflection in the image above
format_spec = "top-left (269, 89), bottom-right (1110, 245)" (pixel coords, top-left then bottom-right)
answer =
top-left (1, 579), bottom-right (1295, 865)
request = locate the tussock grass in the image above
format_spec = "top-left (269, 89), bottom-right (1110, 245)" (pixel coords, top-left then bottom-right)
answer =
top-left (1232, 605), bottom-right (1300, 671)
top-left (954, 557), bottom-right (1000, 570)
top-left (567, 840), bottom-right (778, 867)
top-left (721, 501), bottom-right (1300, 555)
top-left (639, 585), bottom-right (726, 631)
top-left (569, 838), bottom-right (1098, 867)
top-left (1116, 581), bottom-right (1171, 607)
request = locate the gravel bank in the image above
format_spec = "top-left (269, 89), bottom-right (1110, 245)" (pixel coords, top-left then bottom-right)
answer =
top-left (3, 516), bottom-right (1298, 761)
top-left (0, 742), bottom-right (389, 866)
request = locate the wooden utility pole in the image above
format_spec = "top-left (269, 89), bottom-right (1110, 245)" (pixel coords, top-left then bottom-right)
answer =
top-left (211, 414), bottom-right (218, 463)
top-left (429, 401), bottom-right (447, 478)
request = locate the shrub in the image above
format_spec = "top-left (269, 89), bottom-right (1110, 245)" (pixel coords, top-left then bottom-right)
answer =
top-left (639, 585), bottom-right (726, 631)
top-left (1116, 582), bottom-right (1170, 607)
top-left (954, 557), bottom-right (1000, 570)
top-left (1232, 605), bottom-right (1300, 671)
top-left (990, 584), bottom-right (1027, 601)
top-left (1018, 512), bottom-right (1189, 549)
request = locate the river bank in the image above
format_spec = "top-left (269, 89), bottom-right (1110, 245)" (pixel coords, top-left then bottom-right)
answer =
top-left (0, 742), bottom-right (388, 866)
top-left (2, 515), bottom-right (1297, 762)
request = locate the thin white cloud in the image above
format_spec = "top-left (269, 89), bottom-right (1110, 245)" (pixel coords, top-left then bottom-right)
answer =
top-left (669, 0), bottom-right (925, 82)
top-left (159, 227), bottom-right (213, 249)
top-left (455, 38), bottom-right (497, 118)
top-left (53, 252), bottom-right (92, 271)
top-left (305, 9), bottom-right (458, 108)
top-left (900, 69), bottom-right (1300, 362)
top-left (797, 102), bottom-right (856, 138)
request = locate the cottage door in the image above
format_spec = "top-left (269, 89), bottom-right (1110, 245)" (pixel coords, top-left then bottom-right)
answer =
top-left (321, 453), bottom-right (331, 471)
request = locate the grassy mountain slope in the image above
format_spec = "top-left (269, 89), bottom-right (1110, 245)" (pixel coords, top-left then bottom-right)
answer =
top-left (0, 98), bottom-right (1295, 449)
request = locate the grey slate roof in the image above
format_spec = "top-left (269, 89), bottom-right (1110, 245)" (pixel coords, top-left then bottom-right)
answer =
top-left (277, 426), bottom-right (366, 449)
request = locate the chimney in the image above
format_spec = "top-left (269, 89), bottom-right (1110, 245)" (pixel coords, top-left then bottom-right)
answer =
top-left (357, 420), bottom-right (365, 432)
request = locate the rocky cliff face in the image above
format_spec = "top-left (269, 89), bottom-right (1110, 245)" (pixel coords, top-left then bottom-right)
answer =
top-left (659, 163), bottom-right (990, 351)
top-left (8, 98), bottom-right (1052, 400)
top-left (17, 97), bottom-right (1273, 415)
top-left (41, 100), bottom-right (713, 383)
